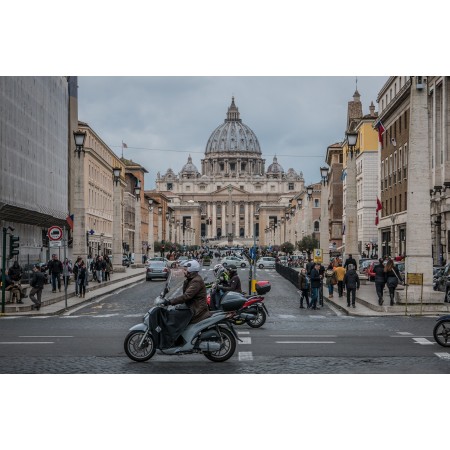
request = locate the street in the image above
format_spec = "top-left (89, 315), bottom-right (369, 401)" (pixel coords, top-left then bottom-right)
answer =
top-left (0, 268), bottom-right (448, 374)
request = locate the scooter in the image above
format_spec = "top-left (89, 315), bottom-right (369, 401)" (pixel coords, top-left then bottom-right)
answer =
top-left (124, 276), bottom-right (242, 362)
top-left (207, 280), bottom-right (270, 328)
top-left (433, 315), bottom-right (450, 347)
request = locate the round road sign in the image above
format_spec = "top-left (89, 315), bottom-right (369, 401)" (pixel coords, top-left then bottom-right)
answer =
top-left (48, 226), bottom-right (63, 241)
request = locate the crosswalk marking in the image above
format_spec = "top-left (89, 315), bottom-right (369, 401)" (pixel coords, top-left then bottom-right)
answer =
top-left (413, 338), bottom-right (434, 345)
top-left (397, 332), bottom-right (413, 335)
top-left (238, 337), bottom-right (252, 345)
top-left (238, 351), bottom-right (253, 361)
top-left (435, 352), bottom-right (450, 360)
top-left (275, 341), bottom-right (336, 344)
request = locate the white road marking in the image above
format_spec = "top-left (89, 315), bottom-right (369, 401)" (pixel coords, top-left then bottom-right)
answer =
top-left (435, 352), bottom-right (450, 360)
top-left (91, 314), bottom-right (120, 318)
top-left (413, 338), bottom-right (435, 345)
top-left (238, 337), bottom-right (252, 345)
top-left (19, 336), bottom-right (73, 338)
top-left (270, 335), bottom-right (337, 337)
top-left (238, 351), bottom-right (253, 361)
top-left (124, 314), bottom-right (144, 318)
top-left (237, 331), bottom-right (250, 334)
top-left (276, 341), bottom-right (336, 344)
top-left (308, 315), bottom-right (326, 319)
top-left (0, 342), bottom-right (54, 345)
top-left (278, 315), bottom-right (296, 319)
top-left (59, 316), bottom-right (81, 319)
top-left (30, 316), bottom-right (52, 319)
top-left (390, 335), bottom-right (434, 338)
top-left (0, 317), bottom-right (19, 319)
top-left (397, 332), bottom-right (413, 335)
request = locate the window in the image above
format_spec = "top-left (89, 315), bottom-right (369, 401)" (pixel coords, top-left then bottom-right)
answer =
top-left (399, 194), bottom-right (402, 212)
top-left (167, 183), bottom-right (173, 190)
top-left (241, 163), bottom-right (246, 171)
top-left (314, 221), bottom-right (320, 232)
top-left (314, 199), bottom-right (320, 208)
top-left (216, 185), bottom-right (221, 190)
top-left (240, 186), bottom-right (244, 190)
top-left (288, 182), bottom-right (294, 190)
top-left (186, 186), bottom-right (190, 191)
top-left (271, 185), bottom-right (275, 192)
top-left (219, 163), bottom-right (224, 171)
top-left (230, 163), bottom-right (236, 171)
top-left (405, 111), bottom-right (408, 129)
top-left (200, 185), bottom-right (206, 191)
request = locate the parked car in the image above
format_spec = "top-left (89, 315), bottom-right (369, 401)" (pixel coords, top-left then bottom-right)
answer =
top-left (220, 256), bottom-right (248, 268)
top-left (359, 259), bottom-right (377, 276)
top-left (170, 256), bottom-right (189, 268)
top-left (146, 260), bottom-right (171, 281)
top-left (256, 257), bottom-right (276, 269)
top-left (278, 256), bottom-right (288, 266)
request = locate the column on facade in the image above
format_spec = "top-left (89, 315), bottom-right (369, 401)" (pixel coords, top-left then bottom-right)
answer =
top-left (250, 203), bottom-right (254, 239)
top-left (112, 179), bottom-right (125, 271)
top-left (245, 203), bottom-right (249, 238)
top-left (345, 153), bottom-right (359, 262)
top-left (148, 206), bottom-right (154, 257)
top-left (235, 203), bottom-right (239, 237)
top-left (134, 199), bottom-right (142, 264)
top-left (73, 156), bottom-right (87, 262)
top-left (212, 202), bottom-right (217, 239)
top-left (221, 202), bottom-right (226, 237)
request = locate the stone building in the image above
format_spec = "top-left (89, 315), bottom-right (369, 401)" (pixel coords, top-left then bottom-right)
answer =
top-left (155, 98), bottom-right (305, 247)
top-left (0, 76), bottom-right (70, 265)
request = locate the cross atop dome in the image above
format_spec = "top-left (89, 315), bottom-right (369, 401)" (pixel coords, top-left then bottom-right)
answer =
top-left (226, 96), bottom-right (241, 122)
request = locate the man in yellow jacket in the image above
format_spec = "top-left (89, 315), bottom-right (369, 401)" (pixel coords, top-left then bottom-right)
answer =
top-left (334, 262), bottom-right (346, 298)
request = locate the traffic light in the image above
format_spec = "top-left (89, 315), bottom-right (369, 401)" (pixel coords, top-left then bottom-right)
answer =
top-left (9, 235), bottom-right (20, 259)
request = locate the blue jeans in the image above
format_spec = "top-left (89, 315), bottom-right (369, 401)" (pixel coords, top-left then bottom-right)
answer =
top-left (310, 287), bottom-right (319, 309)
top-left (328, 284), bottom-right (334, 295)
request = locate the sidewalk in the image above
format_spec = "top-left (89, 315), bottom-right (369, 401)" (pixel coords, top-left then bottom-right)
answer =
top-left (1, 267), bottom-right (148, 316)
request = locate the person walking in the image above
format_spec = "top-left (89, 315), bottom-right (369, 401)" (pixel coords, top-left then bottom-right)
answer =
top-left (29, 265), bottom-right (45, 311)
top-left (309, 263), bottom-right (321, 310)
top-left (77, 261), bottom-right (87, 298)
top-left (47, 254), bottom-right (63, 293)
top-left (72, 257), bottom-right (82, 297)
top-left (343, 264), bottom-right (360, 308)
top-left (104, 256), bottom-right (112, 281)
top-left (94, 256), bottom-right (103, 283)
top-left (324, 263), bottom-right (337, 299)
top-left (344, 253), bottom-right (358, 270)
top-left (334, 262), bottom-right (346, 298)
top-left (298, 268), bottom-right (310, 309)
top-left (373, 258), bottom-right (387, 305)
top-left (384, 259), bottom-right (401, 306)
top-left (62, 258), bottom-right (72, 290)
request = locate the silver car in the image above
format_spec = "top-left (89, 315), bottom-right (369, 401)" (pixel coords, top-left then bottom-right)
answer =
top-left (256, 257), bottom-right (276, 269)
top-left (220, 256), bottom-right (249, 268)
top-left (146, 261), bottom-right (171, 281)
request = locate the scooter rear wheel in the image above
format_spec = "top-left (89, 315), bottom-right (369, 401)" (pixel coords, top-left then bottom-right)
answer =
top-left (433, 320), bottom-right (450, 347)
top-left (124, 330), bottom-right (156, 362)
top-left (247, 308), bottom-right (266, 328)
top-left (204, 328), bottom-right (236, 362)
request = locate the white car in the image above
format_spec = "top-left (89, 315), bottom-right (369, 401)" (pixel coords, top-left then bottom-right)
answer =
top-left (256, 257), bottom-right (276, 269)
top-left (220, 256), bottom-right (249, 268)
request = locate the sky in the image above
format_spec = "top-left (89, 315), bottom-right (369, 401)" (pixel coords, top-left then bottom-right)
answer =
top-left (78, 76), bottom-right (387, 189)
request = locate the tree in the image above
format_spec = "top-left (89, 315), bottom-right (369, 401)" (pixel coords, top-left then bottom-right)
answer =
top-left (281, 241), bottom-right (294, 254)
top-left (298, 235), bottom-right (319, 253)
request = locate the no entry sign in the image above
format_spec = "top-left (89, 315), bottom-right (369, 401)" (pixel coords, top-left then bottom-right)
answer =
top-left (48, 226), bottom-right (63, 241)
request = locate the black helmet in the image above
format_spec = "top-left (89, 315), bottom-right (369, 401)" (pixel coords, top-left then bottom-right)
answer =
top-left (227, 264), bottom-right (237, 273)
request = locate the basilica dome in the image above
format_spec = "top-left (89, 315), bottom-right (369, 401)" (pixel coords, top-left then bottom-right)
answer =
top-left (267, 156), bottom-right (284, 174)
top-left (205, 97), bottom-right (261, 155)
top-left (181, 155), bottom-right (199, 174)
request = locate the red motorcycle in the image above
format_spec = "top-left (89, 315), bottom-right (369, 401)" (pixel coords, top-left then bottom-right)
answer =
top-left (207, 281), bottom-right (270, 328)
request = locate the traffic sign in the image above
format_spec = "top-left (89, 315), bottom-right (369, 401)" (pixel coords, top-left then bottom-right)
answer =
top-left (313, 248), bottom-right (323, 263)
top-left (49, 240), bottom-right (62, 248)
top-left (48, 226), bottom-right (63, 241)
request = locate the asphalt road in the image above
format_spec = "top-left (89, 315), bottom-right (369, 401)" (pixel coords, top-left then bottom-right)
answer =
top-left (0, 267), bottom-right (449, 373)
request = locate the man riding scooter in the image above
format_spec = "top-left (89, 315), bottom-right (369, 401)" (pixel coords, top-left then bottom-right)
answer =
top-left (219, 264), bottom-right (243, 295)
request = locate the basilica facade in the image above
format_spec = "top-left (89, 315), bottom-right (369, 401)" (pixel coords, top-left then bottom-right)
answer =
top-left (155, 98), bottom-right (305, 247)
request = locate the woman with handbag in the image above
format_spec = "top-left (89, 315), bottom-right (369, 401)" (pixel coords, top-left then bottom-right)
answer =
top-left (325, 263), bottom-right (337, 299)
top-left (384, 259), bottom-right (402, 306)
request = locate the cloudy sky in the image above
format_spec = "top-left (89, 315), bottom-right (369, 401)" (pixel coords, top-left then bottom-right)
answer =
top-left (78, 76), bottom-right (387, 189)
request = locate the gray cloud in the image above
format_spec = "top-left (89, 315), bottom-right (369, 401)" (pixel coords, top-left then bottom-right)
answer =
top-left (78, 76), bottom-right (387, 188)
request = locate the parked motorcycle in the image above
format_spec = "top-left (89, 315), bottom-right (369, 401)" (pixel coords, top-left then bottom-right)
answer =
top-left (207, 280), bottom-right (270, 328)
top-left (124, 278), bottom-right (242, 362)
top-left (433, 315), bottom-right (450, 347)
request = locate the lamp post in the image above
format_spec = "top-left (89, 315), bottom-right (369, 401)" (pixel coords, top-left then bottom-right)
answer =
top-left (72, 130), bottom-right (88, 263)
top-left (320, 166), bottom-right (330, 266)
top-left (345, 129), bottom-right (359, 266)
top-left (112, 167), bottom-right (125, 271)
top-left (134, 180), bottom-right (142, 264)
top-left (157, 206), bottom-right (163, 243)
top-left (148, 199), bottom-right (154, 258)
top-left (165, 211), bottom-right (170, 243)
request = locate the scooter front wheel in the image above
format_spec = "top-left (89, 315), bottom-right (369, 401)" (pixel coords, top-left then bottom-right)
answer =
top-left (433, 320), bottom-right (450, 347)
top-left (204, 328), bottom-right (236, 362)
top-left (124, 330), bottom-right (156, 362)
top-left (247, 308), bottom-right (266, 328)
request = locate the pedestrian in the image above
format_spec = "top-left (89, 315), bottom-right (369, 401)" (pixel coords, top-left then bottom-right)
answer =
top-left (77, 261), bottom-right (87, 298)
top-left (324, 263), bottom-right (337, 299)
top-left (47, 254), bottom-right (63, 293)
top-left (8, 261), bottom-right (23, 283)
top-left (318, 263), bottom-right (325, 306)
top-left (344, 253), bottom-right (358, 270)
top-left (384, 259), bottom-right (402, 306)
top-left (343, 264), bottom-right (360, 308)
top-left (373, 258), bottom-right (387, 305)
top-left (100, 256), bottom-right (107, 281)
top-left (309, 263), bottom-right (321, 310)
top-left (62, 258), bottom-right (72, 290)
top-left (334, 262), bottom-right (346, 297)
top-left (104, 256), bottom-right (112, 281)
top-left (29, 265), bottom-right (45, 311)
top-left (298, 268), bottom-right (310, 309)
top-left (72, 257), bottom-right (82, 297)
top-left (305, 258), bottom-right (315, 275)
top-left (95, 256), bottom-right (103, 283)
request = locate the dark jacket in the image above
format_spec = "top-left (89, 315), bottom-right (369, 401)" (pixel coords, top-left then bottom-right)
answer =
top-left (48, 259), bottom-right (63, 275)
top-left (298, 272), bottom-right (310, 290)
top-left (170, 272), bottom-right (211, 324)
top-left (306, 261), bottom-right (315, 275)
top-left (8, 263), bottom-right (22, 281)
top-left (374, 263), bottom-right (386, 284)
top-left (220, 274), bottom-right (242, 293)
top-left (310, 268), bottom-right (321, 288)
top-left (30, 271), bottom-right (45, 289)
top-left (344, 269), bottom-right (360, 289)
top-left (344, 257), bottom-right (358, 270)
top-left (385, 266), bottom-right (401, 288)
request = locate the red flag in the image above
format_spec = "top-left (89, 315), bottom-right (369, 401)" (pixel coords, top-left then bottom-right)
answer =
top-left (375, 120), bottom-right (385, 147)
top-left (66, 214), bottom-right (74, 230)
top-left (375, 197), bottom-right (382, 225)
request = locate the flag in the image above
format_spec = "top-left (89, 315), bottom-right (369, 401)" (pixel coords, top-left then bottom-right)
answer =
top-left (66, 214), bottom-right (74, 230)
top-left (374, 120), bottom-right (386, 146)
top-left (375, 197), bottom-right (382, 225)
top-left (340, 169), bottom-right (347, 181)
top-left (122, 142), bottom-right (128, 148)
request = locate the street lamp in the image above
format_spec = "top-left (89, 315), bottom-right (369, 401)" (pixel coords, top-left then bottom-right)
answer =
top-left (134, 180), bottom-right (141, 200)
top-left (297, 199), bottom-right (302, 210)
top-left (346, 130), bottom-right (358, 159)
top-left (113, 167), bottom-right (121, 185)
top-left (148, 198), bottom-right (153, 210)
top-left (320, 166), bottom-right (329, 185)
top-left (73, 130), bottom-right (86, 158)
top-left (306, 185), bottom-right (313, 200)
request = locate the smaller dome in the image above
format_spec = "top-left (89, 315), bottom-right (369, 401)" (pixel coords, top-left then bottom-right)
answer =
top-left (181, 155), bottom-right (199, 174)
top-left (286, 168), bottom-right (298, 180)
top-left (267, 156), bottom-right (284, 174)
